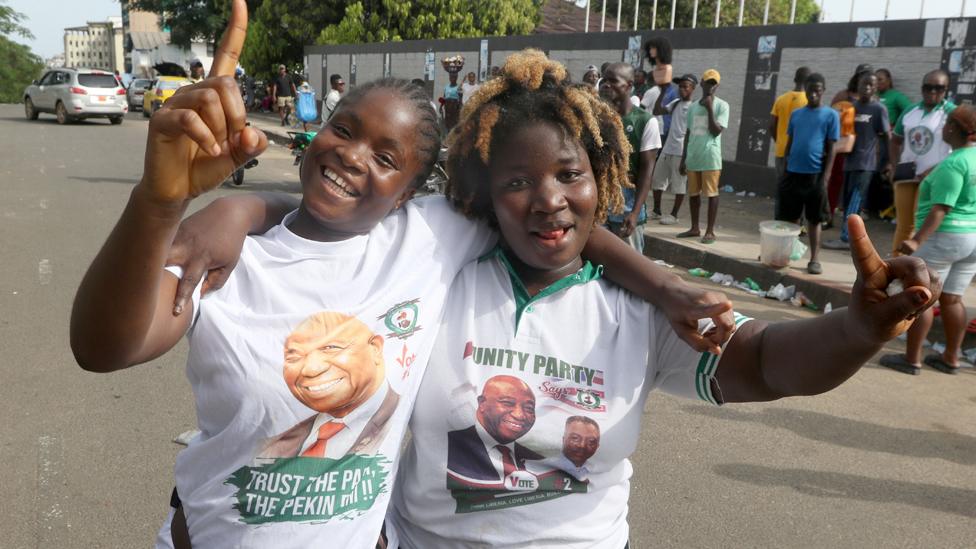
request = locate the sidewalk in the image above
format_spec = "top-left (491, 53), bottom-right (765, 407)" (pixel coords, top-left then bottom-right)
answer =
top-left (248, 110), bottom-right (317, 147)
top-left (641, 189), bottom-right (976, 312)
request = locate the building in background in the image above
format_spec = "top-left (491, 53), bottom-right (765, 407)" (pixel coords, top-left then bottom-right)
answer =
top-left (63, 16), bottom-right (124, 72)
top-left (45, 54), bottom-right (65, 68)
top-left (121, 0), bottom-right (161, 74)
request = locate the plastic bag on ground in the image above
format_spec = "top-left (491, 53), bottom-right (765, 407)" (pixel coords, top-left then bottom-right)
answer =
top-left (709, 272), bottom-right (734, 286)
top-left (766, 283), bottom-right (796, 301)
top-left (790, 239), bottom-right (808, 261)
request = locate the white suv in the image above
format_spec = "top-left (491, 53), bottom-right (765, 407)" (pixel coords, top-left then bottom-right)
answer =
top-left (23, 68), bottom-right (128, 125)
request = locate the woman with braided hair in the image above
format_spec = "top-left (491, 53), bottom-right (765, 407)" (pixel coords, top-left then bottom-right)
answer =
top-left (386, 50), bottom-right (939, 549)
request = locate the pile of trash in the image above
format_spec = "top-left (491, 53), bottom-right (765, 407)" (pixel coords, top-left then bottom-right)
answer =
top-left (688, 267), bottom-right (827, 312)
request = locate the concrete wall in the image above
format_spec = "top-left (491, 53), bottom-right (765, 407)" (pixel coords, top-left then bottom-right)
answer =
top-left (306, 17), bottom-right (976, 193)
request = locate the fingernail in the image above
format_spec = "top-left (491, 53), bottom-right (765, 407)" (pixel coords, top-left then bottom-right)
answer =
top-left (174, 304), bottom-right (183, 315)
top-left (913, 290), bottom-right (928, 305)
top-left (211, 143), bottom-right (221, 156)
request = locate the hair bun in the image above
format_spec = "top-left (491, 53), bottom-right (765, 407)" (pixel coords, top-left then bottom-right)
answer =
top-left (500, 49), bottom-right (567, 91)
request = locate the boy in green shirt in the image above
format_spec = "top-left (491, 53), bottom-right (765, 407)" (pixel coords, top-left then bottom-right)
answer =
top-left (678, 69), bottom-right (729, 244)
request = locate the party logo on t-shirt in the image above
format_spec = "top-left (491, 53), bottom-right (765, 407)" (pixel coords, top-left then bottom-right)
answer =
top-left (225, 311), bottom-right (401, 524)
top-left (908, 125), bottom-right (935, 156)
top-left (379, 298), bottom-right (422, 340)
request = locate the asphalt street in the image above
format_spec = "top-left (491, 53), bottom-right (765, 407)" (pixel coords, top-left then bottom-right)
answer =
top-left (1, 104), bottom-right (973, 548)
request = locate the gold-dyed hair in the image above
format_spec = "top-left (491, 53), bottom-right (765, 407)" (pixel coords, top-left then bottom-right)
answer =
top-left (444, 49), bottom-right (631, 225)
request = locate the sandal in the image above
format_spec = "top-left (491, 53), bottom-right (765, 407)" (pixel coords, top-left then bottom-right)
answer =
top-left (879, 354), bottom-right (921, 375)
top-left (924, 353), bottom-right (959, 375)
top-left (807, 261), bottom-right (823, 275)
top-left (677, 230), bottom-right (701, 239)
top-left (700, 235), bottom-right (716, 244)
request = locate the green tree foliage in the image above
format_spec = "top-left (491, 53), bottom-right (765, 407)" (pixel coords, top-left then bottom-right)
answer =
top-left (317, 0), bottom-right (542, 44)
top-left (241, 0), bottom-right (343, 81)
top-left (596, 0), bottom-right (819, 30)
top-left (0, 1), bottom-right (43, 103)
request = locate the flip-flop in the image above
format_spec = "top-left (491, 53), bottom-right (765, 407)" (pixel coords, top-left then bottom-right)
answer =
top-left (700, 235), bottom-right (716, 244)
top-left (807, 261), bottom-right (823, 275)
top-left (924, 353), bottom-right (959, 375)
top-left (676, 230), bottom-right (701, 239)
top-left (879, 354), bottom-right (921, 375)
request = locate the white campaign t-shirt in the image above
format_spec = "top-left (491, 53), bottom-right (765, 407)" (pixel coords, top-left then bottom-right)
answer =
top-left (662, 98), bottom-right (693, 157)
top-left (387, 249), bottom-right (745, 549)
top-left (160, 196), bottom-right (493, 549)
top-left (895, 100), bottom-right (956, 177)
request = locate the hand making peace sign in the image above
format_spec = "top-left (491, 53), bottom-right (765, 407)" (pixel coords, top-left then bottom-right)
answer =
top-left (140, 0), bottom-right (267, 204)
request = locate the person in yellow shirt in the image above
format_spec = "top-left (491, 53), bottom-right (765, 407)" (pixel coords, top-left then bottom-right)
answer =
top-left (770, 66), bottom-right (811, 178)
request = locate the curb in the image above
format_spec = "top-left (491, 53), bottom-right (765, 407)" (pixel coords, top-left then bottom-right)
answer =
top-left (643, 233), bottom-right (852, 311)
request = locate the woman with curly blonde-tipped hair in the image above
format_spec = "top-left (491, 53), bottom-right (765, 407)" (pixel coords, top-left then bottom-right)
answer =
top-left (386, 49), bottom-right (939, 549)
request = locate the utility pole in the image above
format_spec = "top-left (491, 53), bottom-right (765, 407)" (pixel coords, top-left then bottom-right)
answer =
top-left (884, 0), bottom-right (890, 20)
top-left (849, 0), bottom-right (855, 22)
top-left (601, 0), bottom-right (607, 32)
top-left (790, 0), bottom-right (797, 24)
top-left (715, 0), bottom-right (721, 27)
top-left (585, 0), bottom-right (590, 33)
top-left (670, 0), bottom-right (676, 29)
top-left (692, 0), bottom-right (699, 28)
top-left (920, 0), bottom-right (925, 18)
top-left (738, 0), bottom-right (745, 26)
top-left (764, 0), bottom-right (770, 25)
top-left (617, 0), bottom-right (622, 31)
top-left (634, 0), bottom-right (640, 30)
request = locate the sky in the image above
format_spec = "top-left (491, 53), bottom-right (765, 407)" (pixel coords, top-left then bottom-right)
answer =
top-left (7, 0), bottom-right (976, 60)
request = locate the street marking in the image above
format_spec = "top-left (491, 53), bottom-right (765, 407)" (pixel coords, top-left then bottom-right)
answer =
top-left (38, 260), bottom-right (52, 285)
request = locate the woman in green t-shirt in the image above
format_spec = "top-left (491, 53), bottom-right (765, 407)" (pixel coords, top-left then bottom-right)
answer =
top-left (882, 105), bottom-right (976, 375)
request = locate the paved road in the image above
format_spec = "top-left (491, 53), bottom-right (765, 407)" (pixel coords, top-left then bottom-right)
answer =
top-left (1, 104), bottom-right (973, 548)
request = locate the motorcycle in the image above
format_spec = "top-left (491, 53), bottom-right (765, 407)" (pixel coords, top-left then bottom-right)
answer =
top-left (415, 147), bottom-right (449, 197)
top-left (288, 130), bottom-right (317, 166)
top-left (226, 158), bottom-right (259, 186)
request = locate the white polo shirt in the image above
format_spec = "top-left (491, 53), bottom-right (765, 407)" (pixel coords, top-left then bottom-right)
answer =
top-left (894, 100), bottom-right (956, 177)
top-left (388, 248), bottom-right (747, 549)
top-left (158, 196), bottom-right (493, 549)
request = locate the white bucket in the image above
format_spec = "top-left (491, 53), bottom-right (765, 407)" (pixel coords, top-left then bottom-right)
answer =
top-left (759, 220), bottom-right (801, 268)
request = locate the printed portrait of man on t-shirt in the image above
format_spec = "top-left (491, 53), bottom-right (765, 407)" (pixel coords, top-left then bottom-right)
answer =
top-left (446, 375), bottom-right (589, 513)
top-left (259, 312), bottom-right (400, 459)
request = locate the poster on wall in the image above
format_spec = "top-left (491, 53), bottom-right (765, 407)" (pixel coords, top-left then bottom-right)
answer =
top-left (350, 54), bottom-right (357, 86)
top-left (946, 19), bottom-right (969, 49)
top-left (625, 35), bottom-right (642, 67)
top-left (757, 35), bottom-right (777, 54)
top-left (383, 52), bottom-right (391, 78)
top-left (855, 28), bottom-right (880, 48)
top-left (425, 50), bottom-right (435, 80)
top-left (479, 40), bottom-right (488, 81)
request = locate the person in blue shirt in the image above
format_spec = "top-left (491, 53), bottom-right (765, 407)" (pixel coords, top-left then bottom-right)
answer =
top-left (777, 73), bottom-right (840, 275)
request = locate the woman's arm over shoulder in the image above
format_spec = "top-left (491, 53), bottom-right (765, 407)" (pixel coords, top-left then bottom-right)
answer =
top-left (409, 195), bottom-right (497, 265)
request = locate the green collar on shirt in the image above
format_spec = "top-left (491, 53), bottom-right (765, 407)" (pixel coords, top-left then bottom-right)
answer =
top-left (479, 246), bottom-right (603, 331)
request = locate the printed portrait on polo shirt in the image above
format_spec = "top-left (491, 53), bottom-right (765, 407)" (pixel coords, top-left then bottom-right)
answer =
top-left (558, 416), bottom-right (600, 480)
top-left (446, 375), bottom-right (544, 485)
top-left (259, 312), bottom-right (400, 460)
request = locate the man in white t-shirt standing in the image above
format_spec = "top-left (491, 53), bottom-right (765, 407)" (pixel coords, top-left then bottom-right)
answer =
top-left (322, 73), bottom-right (345, 124)
top-left (651, 73), bottom-right (697, 225)
top-left (460, 71), bottom-right (480, 105)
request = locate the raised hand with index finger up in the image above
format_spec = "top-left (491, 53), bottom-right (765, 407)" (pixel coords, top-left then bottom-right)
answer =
top-left (141, 0), bottom-right (267, 204)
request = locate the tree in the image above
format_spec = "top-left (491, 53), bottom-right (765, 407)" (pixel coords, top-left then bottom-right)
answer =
top-left (128, 0), bottom-right (252, 48)
top-left (0, 1), bottom-right (43, 103)
top-left (240, 0), bottom-right (344, 81)
top-left (593, 0), bottom-right (819, 30)
top-left (317, 0), bottom-right (542, 44)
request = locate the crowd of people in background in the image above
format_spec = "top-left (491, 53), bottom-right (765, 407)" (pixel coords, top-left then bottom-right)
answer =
top-left (252, 41), bottom-right (972, 375)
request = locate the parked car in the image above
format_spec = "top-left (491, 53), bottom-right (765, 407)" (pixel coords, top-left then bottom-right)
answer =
top-left (126, 78), bottom-right (152, 111)
top-left (23, 68), bottom-right (128, 125)
top-left (142, 76), bottom-right (192, 117)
